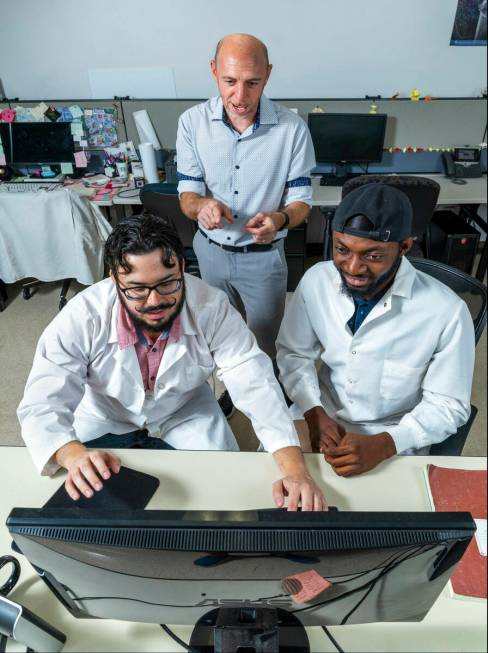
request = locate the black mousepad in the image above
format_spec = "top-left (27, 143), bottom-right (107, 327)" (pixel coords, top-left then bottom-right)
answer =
top-left (43, 465), bottom-right (160, 510)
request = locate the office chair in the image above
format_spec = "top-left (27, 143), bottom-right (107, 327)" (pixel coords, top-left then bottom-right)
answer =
top-left (139, 183), bottom-right (200, 277)
top-left (22, 279), bottom-right (72, 311)
top-left (0, 277), bottom-right (71, 312)
top-left (409, 257), bottom-right (487, 455)
top-left (323, 175), bottom-right (441, 260)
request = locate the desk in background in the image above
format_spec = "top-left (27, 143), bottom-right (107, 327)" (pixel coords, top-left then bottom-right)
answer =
top-left (0, 188), bottom-right (111, 309)
top-left (312, 174), bottom-right (488, 281)
top-left (112, 174), bottom-right (488, 282)
top-left (309, 174), bottom-right (488, 208)
top-left (110, 174), bottom-right (488, 210)
top-left (0, 449), bottom-right (485, 652)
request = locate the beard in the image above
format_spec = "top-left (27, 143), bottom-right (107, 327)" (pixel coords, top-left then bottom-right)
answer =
top-left (117, 283), bottom-right (185, 333)
top-left (337, 254), bottom-right (402, 300)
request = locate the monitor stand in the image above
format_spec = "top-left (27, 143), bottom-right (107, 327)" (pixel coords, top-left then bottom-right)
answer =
top-left (187, 607), bottom-right (310, 653)
top-left (319, 162), bottom-right (363, 187)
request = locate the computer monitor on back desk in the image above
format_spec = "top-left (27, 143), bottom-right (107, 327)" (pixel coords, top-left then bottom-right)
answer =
top-left (308, 113), bottom-right (387, 185)
top-left (0, 122), bottom-right (74, 177)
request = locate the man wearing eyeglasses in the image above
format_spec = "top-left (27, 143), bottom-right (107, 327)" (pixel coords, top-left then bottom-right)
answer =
top-left (18, 214), bottom-right (327, 511)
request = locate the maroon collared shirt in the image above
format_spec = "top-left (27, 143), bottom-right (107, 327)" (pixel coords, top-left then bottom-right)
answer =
top-left (117, 303), bottom-right (181, 392)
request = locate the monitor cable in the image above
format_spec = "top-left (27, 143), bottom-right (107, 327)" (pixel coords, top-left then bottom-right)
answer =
top-left (0, 555), bottom-right (21, 653)
top-left (0, 554), bottom-right (65, 653)
top-left (116, 188), bottom-right (141, 199)
top-left (321, 625), bottom-right (345, 653)
top-left (160, 624), bottom-right (201, 653)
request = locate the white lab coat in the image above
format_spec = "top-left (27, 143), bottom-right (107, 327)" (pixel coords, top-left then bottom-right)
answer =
top-left (276, 258), bottom-right (475, 454)
top-left (18, 274), bottom-right (299, 475)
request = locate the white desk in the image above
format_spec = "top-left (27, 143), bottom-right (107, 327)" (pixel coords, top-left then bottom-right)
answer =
top-left (112, 174), bottom-right (488, 282)
top-left (111, 175), bottom-right (487, 208)
top-left (1, 449), bottom-right (486, 652)
top-left (312, 174), bottom-right (488, 281)
top-left (0, 188), bottom-right (111, 285)
top-left (310, 174), bottom-right (488, 207)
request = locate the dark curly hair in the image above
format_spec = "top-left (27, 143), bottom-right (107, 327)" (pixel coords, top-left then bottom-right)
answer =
top-left (104, 213), bottom-right (185, 276)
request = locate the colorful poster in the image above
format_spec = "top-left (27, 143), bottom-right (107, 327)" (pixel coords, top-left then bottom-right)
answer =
top-left (84, 108), bottom-right (118, 147)
top-left (451, 0), bottom-right (487, 45)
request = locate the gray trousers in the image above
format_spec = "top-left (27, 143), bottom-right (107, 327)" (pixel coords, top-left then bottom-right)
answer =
top-left (193, 230), bottom-right (288, 359)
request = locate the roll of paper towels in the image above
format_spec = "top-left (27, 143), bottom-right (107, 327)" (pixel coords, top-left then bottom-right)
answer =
top-left (133, 110), bottom-right (162, 151)
top-left (139, 142), bottom-right (159, 183)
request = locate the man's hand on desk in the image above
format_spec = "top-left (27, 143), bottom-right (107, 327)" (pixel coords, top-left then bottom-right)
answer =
top-left (272, 445), bottom-right (328, 511)
top-left (323, 431), bottom-right (397, 477)
top-left (304, 406), bottom-right (345, 452)
top-left (55, 441), bottom-right (121, 500)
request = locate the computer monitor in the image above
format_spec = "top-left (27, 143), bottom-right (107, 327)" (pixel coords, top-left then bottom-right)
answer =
top-left (0, 122), bottom-right (74, 166)
top-left (308, 113), bottom-right (387, 182)
top-left (7, 507), bottom-right (475, 651)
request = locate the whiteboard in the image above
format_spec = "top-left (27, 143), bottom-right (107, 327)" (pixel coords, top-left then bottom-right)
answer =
top-left (1, 0), bottom-right (486, 100)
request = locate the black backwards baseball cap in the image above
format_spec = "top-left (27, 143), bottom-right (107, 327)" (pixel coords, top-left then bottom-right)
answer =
top-left (331, 184), bottom-right (413, 242)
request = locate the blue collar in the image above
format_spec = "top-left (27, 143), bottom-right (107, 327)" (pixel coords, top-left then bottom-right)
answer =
top-left (136, 326), bottom-right (170, 347)
top-left (222, 101), bottom-right (261, 133)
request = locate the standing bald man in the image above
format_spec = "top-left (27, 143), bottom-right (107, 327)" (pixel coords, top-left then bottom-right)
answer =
top-left (176, 34), bottom-right (315, 415)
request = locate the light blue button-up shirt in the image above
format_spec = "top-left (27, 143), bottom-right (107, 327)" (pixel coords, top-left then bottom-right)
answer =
top-left (176, 95), bottom-right (316, 247)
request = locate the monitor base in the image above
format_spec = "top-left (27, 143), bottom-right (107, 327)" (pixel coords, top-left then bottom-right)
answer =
top-left (188, 607), bottom-right (310, 653)
top-left (319, 172), bottom-right (363, 187)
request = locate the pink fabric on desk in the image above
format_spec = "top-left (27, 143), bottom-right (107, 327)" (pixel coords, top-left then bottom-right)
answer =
top-left (117, 302), bottom-right (181, 392)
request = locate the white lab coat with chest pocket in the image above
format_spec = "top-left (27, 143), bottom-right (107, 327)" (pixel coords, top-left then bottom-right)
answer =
top-left (19, 274), bottom-right (299, 475)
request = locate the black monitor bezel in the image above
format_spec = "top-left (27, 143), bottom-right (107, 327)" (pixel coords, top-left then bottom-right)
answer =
top-left (0, 122), bottom-right (74, 165)
top-left (308, 112), bottom-right (387, 164)
top-left (7, 508), bottom-right (475, 552)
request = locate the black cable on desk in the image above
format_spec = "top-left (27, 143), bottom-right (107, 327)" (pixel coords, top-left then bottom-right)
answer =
top-left (0, 555), bottom-right (21, 653)
top-left (116, 188), bottom-right (141, 199)
top-left (0, 556), bottom-right (20, 597)
top-left (160, 624), bottom-right (201, 653)
top-left (321, 625), bottom-right (345, 653)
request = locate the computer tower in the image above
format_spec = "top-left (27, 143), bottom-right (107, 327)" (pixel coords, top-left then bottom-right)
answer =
top-left (429, 210), bottom-right (480, 275)
top-left (284, 223), bottom-right (307, 291)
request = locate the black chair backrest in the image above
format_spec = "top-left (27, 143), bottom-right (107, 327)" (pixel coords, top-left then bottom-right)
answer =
top-left (342, 175), bottom-right (441, 239)
top-left (139, 183), bottom-right (196, 248)
top-left (409, 257), bottom-right (487, 344)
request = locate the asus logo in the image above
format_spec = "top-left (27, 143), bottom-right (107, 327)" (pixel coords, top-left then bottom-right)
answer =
top-left (194, 598), bottom-right (293, 607)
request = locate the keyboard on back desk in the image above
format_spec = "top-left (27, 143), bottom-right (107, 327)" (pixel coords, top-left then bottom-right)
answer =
top-left (0, 182), bottom-right (62, 193)
top-left (319, 174), bottom-right (361, 187)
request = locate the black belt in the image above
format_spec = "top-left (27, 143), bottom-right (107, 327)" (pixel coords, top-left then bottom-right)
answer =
top-left (198, 228), bottom-right (279, 253)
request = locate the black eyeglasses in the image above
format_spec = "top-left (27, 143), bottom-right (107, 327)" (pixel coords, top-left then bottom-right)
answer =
top-left (118, 278), bottom-right (183, 301)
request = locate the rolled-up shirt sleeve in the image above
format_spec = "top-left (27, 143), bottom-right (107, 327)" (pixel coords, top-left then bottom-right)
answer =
top-left (282, 121), bottom-right (316, 207)
top-left (176, 113), bottom-right (207, 196)
top-left (387, 301), bottom-right (475, 453)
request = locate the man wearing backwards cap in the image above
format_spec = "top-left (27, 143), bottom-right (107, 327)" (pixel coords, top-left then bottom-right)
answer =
top-left (276, 184), bottom-right (475, 476)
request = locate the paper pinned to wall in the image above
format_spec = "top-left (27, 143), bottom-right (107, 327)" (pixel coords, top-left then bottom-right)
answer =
top-left (74, 151), bottom-right (88, 168)
top-left (88, 67), bottom-right (176, 99)
top-left (30, 102), bottom-right (49, 121)
top-left (13, 106), bottom-right (35, 122)
top-left (69, 105), bottom-right (84, 119)
top-left (71, 122), bottom-right (84, 136)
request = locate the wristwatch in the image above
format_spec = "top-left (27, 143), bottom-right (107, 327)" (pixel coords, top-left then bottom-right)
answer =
top-left (279, 211), bottom-right (290, 230)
